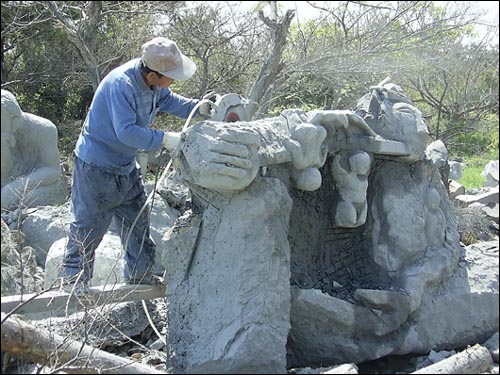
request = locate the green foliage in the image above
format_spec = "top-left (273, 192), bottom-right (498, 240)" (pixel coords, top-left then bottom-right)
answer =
top-left (459, 160), bottom-right (486, 189)
top-left (2, 6), bottom-right (74, 121)
top-left (62, 84), bottom-right (94, 120)
top-left (1, 1), bottom-right (166, 121)
top-left (453, 115), bottom-right (497, 189)
top-left (447, 113), bottom-right (499, 158)
top-left (57, 119), bottom-right (82, 162)
top-left (450, 114), bottom-right (497, 190)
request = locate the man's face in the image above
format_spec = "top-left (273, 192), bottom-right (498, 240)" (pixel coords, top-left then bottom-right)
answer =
top-left (146, 73), bottom-right (175, 89)
top-left (156, 75), bottom-right (175, 89)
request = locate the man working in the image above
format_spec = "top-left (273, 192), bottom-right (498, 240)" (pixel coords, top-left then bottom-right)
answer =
top-left (59, 37), bottom-right (214, 289)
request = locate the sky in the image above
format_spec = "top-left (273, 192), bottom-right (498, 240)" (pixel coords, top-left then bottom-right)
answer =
top-left (186, 1), bottom-right (498, 43)
top-left (470, 1), bottom-right (499, 41)
top-left (237, 1), bottom-right (499, 42)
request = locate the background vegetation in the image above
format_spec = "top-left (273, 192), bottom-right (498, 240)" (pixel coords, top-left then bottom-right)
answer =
top-left (2, 1), bottom-right (498, 187)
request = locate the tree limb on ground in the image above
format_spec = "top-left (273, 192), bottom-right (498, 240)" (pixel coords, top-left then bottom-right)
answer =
top-left (411, 344), bottom-right (493, 374)
top-left (1, 312), bottom-right (167, 374)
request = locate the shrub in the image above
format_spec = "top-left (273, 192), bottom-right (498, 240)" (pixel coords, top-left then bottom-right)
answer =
top-left (453, 205), bottom-right (493, 245)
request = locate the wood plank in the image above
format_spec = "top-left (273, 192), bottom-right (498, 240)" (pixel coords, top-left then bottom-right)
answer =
top-left (1, 283), bottom-right (165, 315)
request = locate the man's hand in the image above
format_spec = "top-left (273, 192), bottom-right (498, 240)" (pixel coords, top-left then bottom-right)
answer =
top-left (198, 91), bottom-right (219, 117)
top-left (162, 131), bottom-right (181, 152)
top-left (174, 121), bottom-right (261, 192)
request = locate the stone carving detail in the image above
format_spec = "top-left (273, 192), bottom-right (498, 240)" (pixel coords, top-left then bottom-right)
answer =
top-left (161, 81), bottom-right (497, 373)
top-left (173, 112), bottom-right (328, 193)
top-left (1, 89), bottom-right (67, 210)
top-left (330, 150), bottom-right (371, 228)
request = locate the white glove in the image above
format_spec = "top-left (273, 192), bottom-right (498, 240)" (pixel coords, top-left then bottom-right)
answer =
top-left (199, 91), bottom-right (219, 117)
top-left (162, 131), bottom-right (181, 152)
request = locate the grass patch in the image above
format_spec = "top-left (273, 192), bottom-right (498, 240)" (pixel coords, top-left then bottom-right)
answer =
top-left (459, 165), bottom-right (485, 189)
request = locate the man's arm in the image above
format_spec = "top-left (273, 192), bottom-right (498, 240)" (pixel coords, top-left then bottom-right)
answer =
top-left (157, 89), bottom-right (199, 119)
top-left (107, 81), bottom-right (164, 150)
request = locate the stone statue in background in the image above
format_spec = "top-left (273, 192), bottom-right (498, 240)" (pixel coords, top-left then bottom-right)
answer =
top-left (1, 89), bottom-right (67, 210)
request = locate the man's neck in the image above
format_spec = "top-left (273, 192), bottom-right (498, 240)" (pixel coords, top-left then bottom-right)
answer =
top-left (141, 71), bottom-right (154, 90)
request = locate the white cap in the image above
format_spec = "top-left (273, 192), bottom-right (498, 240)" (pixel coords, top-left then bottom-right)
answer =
top-left (141, 37), bottom-right (196, 80)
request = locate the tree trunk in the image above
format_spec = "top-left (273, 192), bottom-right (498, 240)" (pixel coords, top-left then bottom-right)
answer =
top-left (1, 313), bottom-right (166, 374)
top-left (247, 6), bottom-right (295, 118)
top-left (45, 1), bottom-right (102, 91)
top-left (411, 344), bottom-right (493, 374)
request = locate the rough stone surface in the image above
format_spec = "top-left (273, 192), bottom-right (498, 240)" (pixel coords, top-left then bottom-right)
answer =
top-left (45, 235), bottom-right (126, 288)
top-left (287, 241), bottom-right (498, 367)
top-left (163, 177), bottom-right (293, 374)
top-left (483, 160), bottom-right (499, 187)
top-left (483, 332), bottom-right (499, 363)
top-left (400, 241), bottom-right (499, 354)
top-left (4, 82), bottom-right (498, 374)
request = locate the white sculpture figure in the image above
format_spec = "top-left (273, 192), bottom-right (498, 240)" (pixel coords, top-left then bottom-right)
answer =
top-left (1, 89), bottom-right (67, 210)
top-left (331, 151), bottom-right (371, 227)
top-left (173, 121), bottom-right (262, 192)
top-left (164, 82), bottom-right (496, 372)
top-left (286, 113), bottom-right (327, 191)
top-left (307, 110), bottom-right (379, 141)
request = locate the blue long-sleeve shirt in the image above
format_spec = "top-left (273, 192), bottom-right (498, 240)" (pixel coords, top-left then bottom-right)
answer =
top-left (75, 58), bottom-right (199, 174)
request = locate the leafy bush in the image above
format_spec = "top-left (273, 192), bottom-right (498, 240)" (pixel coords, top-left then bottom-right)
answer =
top-left (448, 114), bottom-right (499, 159)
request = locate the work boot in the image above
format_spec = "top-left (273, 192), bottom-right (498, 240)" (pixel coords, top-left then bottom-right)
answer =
top-left (126, 274), bottom-right (165, 286)
top-left (125, 273), bottom-right (153, 285)
top-left (63, 281), bottom-right (90, 294)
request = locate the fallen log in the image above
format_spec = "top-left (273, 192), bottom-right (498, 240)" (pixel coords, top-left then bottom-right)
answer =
top-left (1, 312), bottom-right (166, 374)
top-left (411, 344), bottom-right (493, 374)
top-left (1, 283), bottom-right (164, 315)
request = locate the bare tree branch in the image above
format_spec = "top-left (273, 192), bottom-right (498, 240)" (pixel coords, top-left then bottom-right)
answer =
top-left (1, 312), bottom-right (167, 374)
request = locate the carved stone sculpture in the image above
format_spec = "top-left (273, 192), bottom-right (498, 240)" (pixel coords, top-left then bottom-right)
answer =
top-left (330, 150), bottom-right (371, 228)
top-left (161, 82), bottom-right (498, 373)
top-left (1, 89), bottom-right (67, 210)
